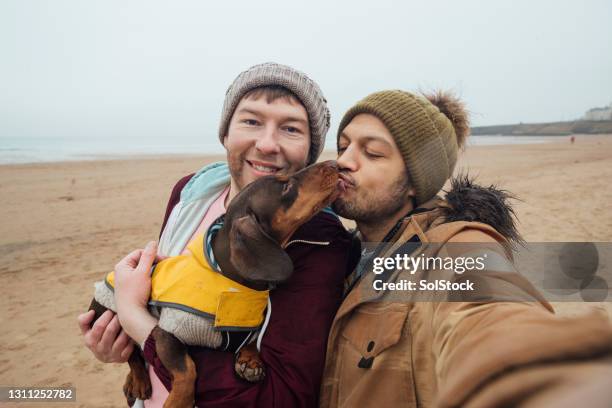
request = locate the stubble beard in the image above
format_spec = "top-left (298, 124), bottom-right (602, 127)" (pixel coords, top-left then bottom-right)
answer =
top-left (332, 174), bottom-right (413, 224)
top-left (227, 150), bottom-right (247, 191)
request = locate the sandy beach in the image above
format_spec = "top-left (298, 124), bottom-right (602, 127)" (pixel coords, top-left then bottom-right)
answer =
top-left (1, 136), bottom-right (611, 407)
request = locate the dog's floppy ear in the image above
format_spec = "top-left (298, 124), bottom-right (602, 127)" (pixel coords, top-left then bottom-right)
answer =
top-left (228, 213), bottom-right (294, 284)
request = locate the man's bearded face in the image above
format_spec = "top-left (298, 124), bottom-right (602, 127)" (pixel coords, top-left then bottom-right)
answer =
top-left (333, 171), bottom-right (412, 223)
top-left (332, 113), bottom-right (415, 225)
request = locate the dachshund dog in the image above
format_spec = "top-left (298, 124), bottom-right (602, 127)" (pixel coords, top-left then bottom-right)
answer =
top-left (87, 161), bottom-right (342, 408)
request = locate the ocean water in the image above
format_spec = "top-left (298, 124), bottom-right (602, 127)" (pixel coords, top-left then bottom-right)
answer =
top-left (0, 135), bottom-right (570, 164)
top-left (0, 136), bottom-right (226, 164)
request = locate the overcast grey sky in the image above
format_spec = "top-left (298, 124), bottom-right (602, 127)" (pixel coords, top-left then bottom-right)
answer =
top-left (1, 0), bottom-right (611, 147)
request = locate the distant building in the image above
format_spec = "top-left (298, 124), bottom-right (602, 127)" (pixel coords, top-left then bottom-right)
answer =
top-left (583, 102), bottom-right (612, 121)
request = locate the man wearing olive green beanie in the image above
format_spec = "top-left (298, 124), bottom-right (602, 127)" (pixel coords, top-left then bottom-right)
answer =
top-left (337, 89), bottom-right (470, 208)
top-left (322, 90), bottom-right (612, 408)
top-left (332, 89), bottom-right (472, 244)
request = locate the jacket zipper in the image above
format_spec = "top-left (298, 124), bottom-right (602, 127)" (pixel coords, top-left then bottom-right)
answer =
top-left (285, 239), bottom-right (330, 247)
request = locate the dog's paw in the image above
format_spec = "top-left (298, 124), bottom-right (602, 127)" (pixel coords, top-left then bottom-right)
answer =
top-left (234, 348), bottom-right (266, 383)
top-left (123, 370), bottom-right (152, 406)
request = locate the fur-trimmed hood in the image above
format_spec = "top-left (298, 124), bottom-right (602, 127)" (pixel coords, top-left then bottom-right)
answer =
top-left (437, 175), bottom-right (523, 245)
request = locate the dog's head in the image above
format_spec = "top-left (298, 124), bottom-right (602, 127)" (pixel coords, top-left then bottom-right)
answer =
top-left (225, 160), bottom-right (341, 285)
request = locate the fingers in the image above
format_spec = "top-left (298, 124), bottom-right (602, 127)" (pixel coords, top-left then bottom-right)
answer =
top-left (135, 241), bottom-right (158, 275)
top-left (112, 328), bottom-right (130, 352)
top-left (112, 329), bottom-right (134, 361)
top-left (115, 249), bottom-right (143, 271)
top-left (81, 309), bottom-right (133, 363)
top-left (115, 242), bottom-right (162, 275)
top-left (154, 253), bottom-right (168, 263)
top-left (85, 310), bottom-right (114, 348)
top-left (119, 339), bottom-right (135, 362)
top-left (77, 310), bottom-right (95, 335)
top-left (98, 314), bottom-right (122, 354)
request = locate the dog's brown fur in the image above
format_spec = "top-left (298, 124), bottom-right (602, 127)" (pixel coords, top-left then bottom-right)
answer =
top-left (88, 161), bottom-right (340, 407)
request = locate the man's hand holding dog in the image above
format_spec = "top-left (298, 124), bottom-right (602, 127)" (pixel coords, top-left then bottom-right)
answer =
top-left (78, 309), bottom-right (134, 363)
top-left (78, 241), bottom-right (165, 360)
top-left (113, 241), bottom-right (164, 346)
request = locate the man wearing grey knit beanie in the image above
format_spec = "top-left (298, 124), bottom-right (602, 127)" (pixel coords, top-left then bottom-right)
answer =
top-left (78, 63), bottom-right (354, 408)
top-left (321, 90), bottom-right (612, 407)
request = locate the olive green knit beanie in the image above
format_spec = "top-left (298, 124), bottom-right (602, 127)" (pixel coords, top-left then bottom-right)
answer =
top-left (337, 90), bottom-right (470, 206)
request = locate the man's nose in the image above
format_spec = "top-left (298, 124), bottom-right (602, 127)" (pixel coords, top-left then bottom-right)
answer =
top-left (337, 147), bottom-right (357, 172)
top-left (255, 126), bottom-right (281, 155)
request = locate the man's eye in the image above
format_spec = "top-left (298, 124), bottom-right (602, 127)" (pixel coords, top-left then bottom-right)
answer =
top-left (244, 119), bottom-right (259, 126)
top-left (366, 152), bottom-right (383, 159)
top-left (337, 146), bottom-right (347, 153)
top-left (284, 126), bottom-right (300, 134)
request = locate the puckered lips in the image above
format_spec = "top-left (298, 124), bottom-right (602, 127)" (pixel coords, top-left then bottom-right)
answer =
top-left (338, 172), bottom-right (355, 190)
top-left (328, 178), bottom-right (348, 203)
top-left (246, 159), bottom-right (284, 176)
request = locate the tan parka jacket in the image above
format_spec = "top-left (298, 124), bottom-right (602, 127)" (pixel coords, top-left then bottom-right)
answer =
top-left (320, 179), bottom-right (612, 408)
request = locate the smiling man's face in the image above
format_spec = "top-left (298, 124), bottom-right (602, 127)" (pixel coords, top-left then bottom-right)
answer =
top-left (223, 92), bottom-right (311, 195)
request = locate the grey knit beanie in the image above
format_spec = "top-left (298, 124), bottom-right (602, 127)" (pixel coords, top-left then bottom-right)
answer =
top-left (219, 62), bottom-right (330, 165)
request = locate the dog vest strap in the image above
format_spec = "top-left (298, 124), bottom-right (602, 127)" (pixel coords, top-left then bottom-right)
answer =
top-left (205, 215), bottom-right (224, 272)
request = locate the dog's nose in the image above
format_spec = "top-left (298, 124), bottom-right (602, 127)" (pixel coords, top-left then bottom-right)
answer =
top-left (319, 160), bottom-right (338, 171)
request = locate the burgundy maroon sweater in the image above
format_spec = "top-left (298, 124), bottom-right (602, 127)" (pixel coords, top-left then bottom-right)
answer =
top-left (142, 175), bottom-right (357, 407)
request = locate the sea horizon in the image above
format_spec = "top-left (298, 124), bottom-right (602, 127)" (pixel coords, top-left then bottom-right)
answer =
top-left (0, 135), bottom-right (575, 165)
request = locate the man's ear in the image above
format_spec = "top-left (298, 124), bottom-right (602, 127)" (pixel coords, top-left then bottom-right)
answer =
top-left (228, 214), bottom-right (294, 284)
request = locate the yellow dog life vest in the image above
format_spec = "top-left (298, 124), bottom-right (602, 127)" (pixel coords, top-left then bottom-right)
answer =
top-left (105, 234), bottom-right (269, 330)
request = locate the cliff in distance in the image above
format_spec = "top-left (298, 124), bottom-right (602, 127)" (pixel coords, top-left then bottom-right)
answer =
top-left (471, 120), bottom-right (612, 136)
